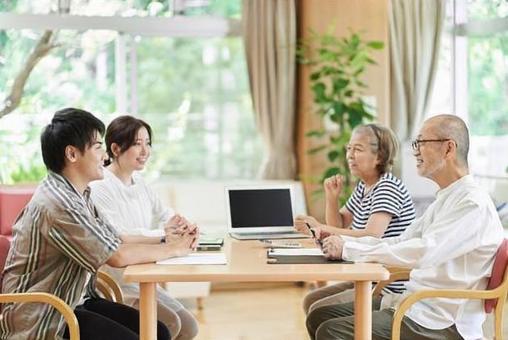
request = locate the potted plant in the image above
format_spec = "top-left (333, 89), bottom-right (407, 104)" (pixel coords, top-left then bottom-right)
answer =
top-left (297, 29), bottom-right (384, 204)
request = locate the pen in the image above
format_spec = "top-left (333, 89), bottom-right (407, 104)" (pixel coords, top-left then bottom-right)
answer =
top-left (305, 222), bottom-right (323, 248)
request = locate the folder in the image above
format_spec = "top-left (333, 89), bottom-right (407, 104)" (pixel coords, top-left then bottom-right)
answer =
top-left (266, 248), bottom-right (353, 264)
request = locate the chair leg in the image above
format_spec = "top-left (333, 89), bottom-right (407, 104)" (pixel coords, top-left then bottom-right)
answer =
top-left (196, 297), bottom-right (204, 310)
top-left (494, 303), bottom-right (505, 340)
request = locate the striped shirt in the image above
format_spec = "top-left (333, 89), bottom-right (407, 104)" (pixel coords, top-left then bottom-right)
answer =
top-left (345, 172), bottom-right (415, 293)
top-left (0, 172), bottom-right (120, 340)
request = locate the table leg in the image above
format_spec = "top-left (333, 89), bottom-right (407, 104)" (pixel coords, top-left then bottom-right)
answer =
top-left (139, 282), bottom-right (157, 340)
top-left (354, 280), bottom-right (372, 340)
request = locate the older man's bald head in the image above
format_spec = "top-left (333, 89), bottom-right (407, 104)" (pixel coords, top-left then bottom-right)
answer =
top-left (425, 114), bottom-right (470, 167)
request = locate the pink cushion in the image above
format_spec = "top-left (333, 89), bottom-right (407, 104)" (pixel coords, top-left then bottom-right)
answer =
top-left (484, 239), bottom-right (508, 313)
top-left (0, 187), bottom-right (35, 236)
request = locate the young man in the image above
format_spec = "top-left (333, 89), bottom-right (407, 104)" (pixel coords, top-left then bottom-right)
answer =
top-left (306, 114), bottom-right (504, 340)
top-left (1, 108), bottom-right (196, 340)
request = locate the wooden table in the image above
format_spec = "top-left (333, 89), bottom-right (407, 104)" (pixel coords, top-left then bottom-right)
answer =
top-left (124, 238), bottom-right (389, 340)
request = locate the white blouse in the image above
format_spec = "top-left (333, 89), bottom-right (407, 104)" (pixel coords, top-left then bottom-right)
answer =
top-left (90, 168), bottom-right (173, 235)
top-left (342, 175), bottom-right (504, 340)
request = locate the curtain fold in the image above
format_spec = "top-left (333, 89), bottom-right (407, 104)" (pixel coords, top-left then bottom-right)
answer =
top-left (389, 0), bottom-right (446, 140)
top-left (242, 0), bottom-right (297, 179)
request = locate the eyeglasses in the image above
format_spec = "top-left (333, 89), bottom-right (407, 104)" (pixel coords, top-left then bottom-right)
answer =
top-left (411, 139), bottom-right (453, 151)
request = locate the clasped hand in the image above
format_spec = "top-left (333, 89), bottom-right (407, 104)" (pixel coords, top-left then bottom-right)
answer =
top-left (164, 214), bottom-right (199, 251)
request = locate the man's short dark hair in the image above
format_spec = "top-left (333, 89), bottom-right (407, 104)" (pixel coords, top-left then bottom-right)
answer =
top-left (41, 108), bottom-right (105, 173)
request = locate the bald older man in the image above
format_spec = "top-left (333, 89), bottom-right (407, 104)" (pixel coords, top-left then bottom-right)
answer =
top-left (306, 115), bottom-right (504, 340)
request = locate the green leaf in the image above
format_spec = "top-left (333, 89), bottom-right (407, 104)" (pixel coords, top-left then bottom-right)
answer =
top-left (321, 65), bottom-right (337, 76)
top-left (332, 101), bottom-right (345, 116)
top-left (348, 109), bottom-right (364, 128)
top-left (333, 78), bottom-right (349, 92)
top-left (363, 111), bottom-right (375, 121)
top-left (330, 112), bottom-right (340, 124)
top-left (312, 82), bottom-right (327, 103)
top-left (310, 71), bottom-right (321, 81)
top-left (308, 145), bottom-right (327, 155)
top-left (306, 129), bottom-right (326, 138)
top-left (327, 150), bottom-right (340, 162)
top-left (353, 67), bottom-right (364, 77)
top-left (322, 167), bottom-right (341, 180)
top-left (367, 41), bottom-right (384, 49)
top-left (351, 34), bottom-right (360, 48)
top-left (300, 29), bottom-right (383, 198)
top-left (355, 80), bottom-right (367, 88)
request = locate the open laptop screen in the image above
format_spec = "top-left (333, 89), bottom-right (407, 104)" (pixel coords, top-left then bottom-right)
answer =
top-left (228, 189), bottom-right (293, 228)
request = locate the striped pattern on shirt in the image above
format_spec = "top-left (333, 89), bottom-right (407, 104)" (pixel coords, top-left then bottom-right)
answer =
top-left (0, 172), bottom-right (120, 340)
top-left (345, 172), bottom-right (415, 294)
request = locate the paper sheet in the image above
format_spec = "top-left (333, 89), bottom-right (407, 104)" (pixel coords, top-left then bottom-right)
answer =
top-left (268, 248), bottom-right (324, 256)
top-left (156, 252), bottom-right (227, 265)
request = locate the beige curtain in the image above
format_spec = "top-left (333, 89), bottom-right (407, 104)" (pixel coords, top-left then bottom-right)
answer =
top-left (389, 0), bottom-right (446, 140)
top-left (242, 0), bottom-right (297, 179)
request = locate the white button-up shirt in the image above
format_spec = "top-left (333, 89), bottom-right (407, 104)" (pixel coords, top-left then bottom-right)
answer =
top-left (342, 175), bottom-right (503, 340)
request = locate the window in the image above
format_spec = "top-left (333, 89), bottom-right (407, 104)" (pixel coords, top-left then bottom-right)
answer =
top-left (0, 0), bottom-right (262, 184)
top-left (429, 0), bottom-right (508, 177)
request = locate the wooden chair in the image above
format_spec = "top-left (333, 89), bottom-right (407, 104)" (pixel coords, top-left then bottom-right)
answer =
top-left (391, 239), bottom-right (508, 340)
top-left (372, 266), bottom-right (411, 297)
top-left (0, 235), bottom-right (124, 339)
top-left (97, 271), bottom-right (124, 303)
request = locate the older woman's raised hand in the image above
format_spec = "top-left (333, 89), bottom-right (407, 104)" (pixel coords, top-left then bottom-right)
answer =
top-left (324, 175), bottom-right (344, 199)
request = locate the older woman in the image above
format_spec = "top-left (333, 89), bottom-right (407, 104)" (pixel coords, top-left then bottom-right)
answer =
top-left (295, 123), bottom-right (415, 314)
top-left (90, 116), bottom-right (199, 340)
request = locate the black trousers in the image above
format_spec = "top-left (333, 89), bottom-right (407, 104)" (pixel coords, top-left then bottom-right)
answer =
top-left (63, 298), bottom-right (171, 340)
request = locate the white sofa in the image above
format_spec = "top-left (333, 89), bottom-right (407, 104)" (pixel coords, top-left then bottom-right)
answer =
top-left (149, 179), bottom-right (308, 304)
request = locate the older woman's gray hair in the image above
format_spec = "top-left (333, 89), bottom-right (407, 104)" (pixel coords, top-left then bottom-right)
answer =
top-left (353, 123), bottom-right (399, 174)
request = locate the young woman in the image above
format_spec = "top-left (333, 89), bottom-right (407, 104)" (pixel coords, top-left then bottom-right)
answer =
top-left (90, 115), bottom-right (199, 340)
top-left (295, 123), bottom-right (416, 314)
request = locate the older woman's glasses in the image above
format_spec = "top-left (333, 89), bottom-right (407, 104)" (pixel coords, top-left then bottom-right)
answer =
top-left (411, 139), bottom-right (453, 152)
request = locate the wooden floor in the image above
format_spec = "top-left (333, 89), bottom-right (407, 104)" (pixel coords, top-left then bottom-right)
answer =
top-left (190, 284), bottom-right (308, 340)
top-left (183, 283), bottom-right (508, 340)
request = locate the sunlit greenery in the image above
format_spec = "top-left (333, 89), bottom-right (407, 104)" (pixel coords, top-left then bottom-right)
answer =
top-left (468, 34), bottom-right (508, 136)
top-left (0, 0), bottom-right (262, 184)
top-left (0, 0), bottom-right (241, 17)
top-left (467, 0), bottom-right (508, 136)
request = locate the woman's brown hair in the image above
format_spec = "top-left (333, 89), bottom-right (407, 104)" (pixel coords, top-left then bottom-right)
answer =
top-left (104, 115), bottom-right (152, 166)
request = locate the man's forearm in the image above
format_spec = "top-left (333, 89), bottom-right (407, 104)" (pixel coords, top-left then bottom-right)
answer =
top-left (107, 243), bottom-right (184, 267)
top-left (342, 238), bottom-right (424, 268)
top-left (120, 234), bottom-right (160, 244)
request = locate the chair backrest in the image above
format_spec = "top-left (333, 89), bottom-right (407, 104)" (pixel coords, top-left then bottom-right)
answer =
top-left (0, 186), bottom-right (35, 237)
top-left (0, 235), bottom-right (11, 291)
top-left (0, 235), bottom-right (11, 272)
top-left (484, 238), bottom-right (508, 313)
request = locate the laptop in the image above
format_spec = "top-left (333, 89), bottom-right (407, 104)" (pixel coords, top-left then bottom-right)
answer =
top-left (226, 185), bottom-right (308, 240)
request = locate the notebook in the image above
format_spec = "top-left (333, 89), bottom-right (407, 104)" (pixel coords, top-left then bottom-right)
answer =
top-left (225, 185), bottom-right (308, 240)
